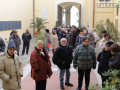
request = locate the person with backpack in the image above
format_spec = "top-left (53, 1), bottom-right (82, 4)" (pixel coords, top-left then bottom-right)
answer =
top-left (44, 29), bottom-right (51, 53)
top-left (52, 38), bottom-right (73, 90)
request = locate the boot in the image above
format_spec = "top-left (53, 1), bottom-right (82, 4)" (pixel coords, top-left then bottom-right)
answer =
top-left (65, 82), bottom-right (73, 87)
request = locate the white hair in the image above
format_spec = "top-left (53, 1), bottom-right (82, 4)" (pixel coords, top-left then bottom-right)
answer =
top-left (35, 40), bottom-right (43, 46)
top-left (60, 38), bottom-right (67, 43)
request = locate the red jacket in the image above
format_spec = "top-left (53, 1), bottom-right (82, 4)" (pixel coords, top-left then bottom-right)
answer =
top-left (30, 47), bottom-right (53, 81)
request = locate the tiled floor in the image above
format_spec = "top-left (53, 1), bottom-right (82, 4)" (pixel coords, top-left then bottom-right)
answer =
top-left (21, 48), bottom-right (100, 90)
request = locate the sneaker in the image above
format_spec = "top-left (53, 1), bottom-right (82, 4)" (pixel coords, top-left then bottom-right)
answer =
top-left (21, 54), bottom-right (24, 55)
top-left (60, 84), bottom-right (65, 90)
top-left (65, 82), bottom-right (73, 87)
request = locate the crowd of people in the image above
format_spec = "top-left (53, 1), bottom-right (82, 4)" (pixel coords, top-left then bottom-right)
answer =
top-left (0, 25), bottom-right (120, 90)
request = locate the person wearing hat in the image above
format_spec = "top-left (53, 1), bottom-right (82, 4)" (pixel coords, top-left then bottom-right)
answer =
top-left (97, 41), bottom-right (114, 87)
top-left (87, 30), bottom-right (95, 48)
top-left (0, 39), bottom-right (23, 90)
top-left (44, 29), bottom-right (51, 53)
top-left (9, 30), bottom-right (21, 56)
top-left (99, 33), bottom-right (112, 50)
top-left (21, 29), bottom-right (32, 55)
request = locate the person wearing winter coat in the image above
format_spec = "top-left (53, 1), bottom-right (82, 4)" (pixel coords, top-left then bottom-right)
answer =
top-left (97, 41), bottom-right (114, 87)
top-left (59, 28), bottom-right (66, 41)
top-left (87, 30), bottom-right (95, 48)
top-left (0, 37), bottom-right (5, 52)
top-left (76, 31), bottom-right (84, 47)
top-left (44, 29), bottom-right (51, 53)
top-left (73, 37), bottom-right (96, 90)
top-left (30, 40), bottom-right (53, 90)
top-left (21, 29), bottom-right (31, 55)
top-left (51, 30), bottom-right (59, 54)
top-left (92, 29), bottom-right (100, 48)
top-left (66, 29), bottom-right (70, 46)
top-left (0, 39), bottom-right (23, 90)
top-left (52, 38), bottom-right (73, 90)
top-left (9, 30), bottom-right (21, 56)
top-left (74, 29), bottom-right (80, 41)
top-left (109, 44), bottom-right (120, 77)
top-left (99, 33), bottom-right (111, 50)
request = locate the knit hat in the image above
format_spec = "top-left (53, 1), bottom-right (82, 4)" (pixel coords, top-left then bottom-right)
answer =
top-left (88, 30), bottom-right (92, 34)
top-left (102, 30), bottom-right (107, 33)
top-left (8, 39), bottom-right (16, 49)
top-left (46, 29), bottom-right (49, 33)
top-left (105, 41), bottom-right (114, 47)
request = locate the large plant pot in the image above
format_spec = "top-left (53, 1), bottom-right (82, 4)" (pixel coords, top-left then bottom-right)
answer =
top-left (35, 32), bottom-right (39, 37)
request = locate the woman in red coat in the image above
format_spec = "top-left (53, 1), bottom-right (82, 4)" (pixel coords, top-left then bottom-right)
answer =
top-left (30, 40), bottom-right (53, 90)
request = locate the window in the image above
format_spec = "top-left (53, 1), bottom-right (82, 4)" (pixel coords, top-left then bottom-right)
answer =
top-left (77, 12), bottom-right (79, 17)
top-left (0, 21), bottom-right (21, 31)
top-left (99, 0), bottom-right (110, 1)
top-left (116, 5), bottom-right (119, 16)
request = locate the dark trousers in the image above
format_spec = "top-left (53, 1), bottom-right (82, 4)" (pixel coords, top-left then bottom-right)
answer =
top-left (78, 69), bottom-right (91, 89)
top-left (101, 75), bottom-right (108, 87)
top-left (35, 79), bottom-right (47, 90)
top-left (22, 42), bottom-right (30, 54)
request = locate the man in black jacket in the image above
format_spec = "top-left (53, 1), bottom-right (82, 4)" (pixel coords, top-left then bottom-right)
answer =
top-left (52, 38), bottom-right (73, 90)
top-left (21, 29), bottom-right (31, 55)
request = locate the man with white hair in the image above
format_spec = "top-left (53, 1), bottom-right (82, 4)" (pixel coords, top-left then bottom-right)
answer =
top-left (52, 38), bottom-right (73, 90)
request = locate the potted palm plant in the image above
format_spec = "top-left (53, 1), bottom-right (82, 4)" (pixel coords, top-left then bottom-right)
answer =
top-left (30, 17), bottom-right (49, 37)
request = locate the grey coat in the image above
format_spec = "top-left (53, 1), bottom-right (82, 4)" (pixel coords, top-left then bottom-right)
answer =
top-left (87, 34), bottom-right (95, 48)
top-left (9, 35), bottom-right (21, 51)
top-left (44, 33), bottom-right (51, 48)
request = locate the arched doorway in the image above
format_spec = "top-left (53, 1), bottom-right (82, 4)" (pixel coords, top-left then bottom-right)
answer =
top-left (55, 0), bottom-right (85, 27)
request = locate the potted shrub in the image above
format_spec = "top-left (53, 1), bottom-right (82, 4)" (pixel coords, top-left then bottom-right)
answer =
top-left (30, 17), bottom-right (49, 37)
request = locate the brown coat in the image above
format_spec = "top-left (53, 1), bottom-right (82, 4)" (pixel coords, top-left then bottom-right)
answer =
top-left (30, 47), bottom-right (53, 81)
top-left (51, 34), bottom-right (59, 49)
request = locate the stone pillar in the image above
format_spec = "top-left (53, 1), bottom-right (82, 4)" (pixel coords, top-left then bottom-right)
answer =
top-left (79, 4), bottom-right (81, 27)
top-left (56, 5), bottom-right (62, 27)
top-left (65, 6), bottom-right (72, 25)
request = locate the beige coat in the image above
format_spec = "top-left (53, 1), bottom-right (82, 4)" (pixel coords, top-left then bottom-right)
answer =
top-left (0, 52), bottom-right (23, 90)
top-left (51, 34), bottom-right (59, 49)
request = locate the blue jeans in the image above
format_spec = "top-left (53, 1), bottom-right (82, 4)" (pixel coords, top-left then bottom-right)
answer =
top-left (59, 69), bottom-right (70, 85)
top-left (46, 47), bottom-right (49, 53)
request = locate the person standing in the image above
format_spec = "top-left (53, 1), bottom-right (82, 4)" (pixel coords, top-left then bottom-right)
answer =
top-left (97, 41), bottom-right (114, 87)
top-left (21, 29), bottom-right (31, 55)
top-left (30, 40), bottom-right (52, 90)
top-left (9, 30), bottom-right (21, 56)
top-left (0, 39), bottom-right (23, 90)
top-left (99, 33), bottom-right (111, 50)
top-left (52, 38), bottom-right (73, 90)
top-left (51, 30), bottom-right (59, 54)
top-left (109, 44), bottom-right (120, 78)
top-left (73, 37), bottom-right (96, 90)
top-left (87, 30), bottom-right (95, 48)
top-left (44, 29), bottom-right (51, 53)
top-left (76, 31), bottom-right (84, 47)
top-left (0, 37), bottom-right (5, 52)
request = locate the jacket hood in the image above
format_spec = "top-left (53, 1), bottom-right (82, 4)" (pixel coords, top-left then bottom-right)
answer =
top-left (0, 52), bottom-right (5, 57)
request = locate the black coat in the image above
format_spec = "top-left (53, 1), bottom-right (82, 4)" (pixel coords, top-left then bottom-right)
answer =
top-left (52, 45), bottom-right (73, 69)
top-left (59, 30), bottom-right (66, 40)
top-left (97, 49), bottom-right (112, 75)
top-left (109, 51), bottom-right (120, 70)
top-left (0, 37), bottom-right (5, 52)
top-left (22, 33), bottom-right (31, 43)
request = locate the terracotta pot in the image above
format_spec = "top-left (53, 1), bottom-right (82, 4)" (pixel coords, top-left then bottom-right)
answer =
top-left (35, 32), bottom-right (39, 37)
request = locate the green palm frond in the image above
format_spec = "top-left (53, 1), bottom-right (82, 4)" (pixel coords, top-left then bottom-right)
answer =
top-left (30, 17), bottom-right (49, 32)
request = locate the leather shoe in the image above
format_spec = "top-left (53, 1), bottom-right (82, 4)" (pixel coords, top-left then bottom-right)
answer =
top-left (60, 84), bottom-right (65, 90)
top-left (65, 82), bottom-right (73, 87)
